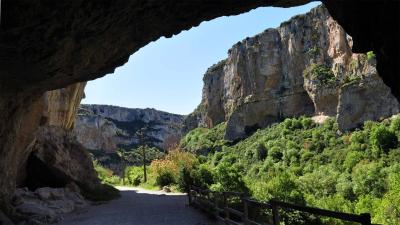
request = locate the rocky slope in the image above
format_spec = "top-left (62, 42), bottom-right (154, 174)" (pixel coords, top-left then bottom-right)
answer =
top-left (185, 5), bottom-right (399, 141)
top-left (73, 105), bottom-right (184, 172)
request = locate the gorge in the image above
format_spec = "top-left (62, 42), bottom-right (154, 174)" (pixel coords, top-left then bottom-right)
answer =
top-left (0, 1), bottom-right (399, 224)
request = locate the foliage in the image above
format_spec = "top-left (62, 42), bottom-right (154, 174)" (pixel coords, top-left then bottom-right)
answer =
top-left (179, 115), bottom-right (400, 224)
top-left (369, 125), bottom-right (398, 154)
top-left (367, 51), bottom-right (376, 61)
top-left (180, 122), bottom-right (229, 154)
top-left (117, 146), bottom-right (164, 165)
top-left (303, 63), bottom-right (337, 86)
top-left (94, 161), bottom-right (122, 186)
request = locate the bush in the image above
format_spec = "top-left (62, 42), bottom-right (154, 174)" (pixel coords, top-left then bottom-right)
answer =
top-left (156, 171), bottom-right (175, 187)
top-left (303, 63), bottom-right (336, 86)
top-left (369, 125), bottom-right (397, 154)
top-left (352, 162), bottom-right (386, 198)
top-left (126, 166), bottom-right (144, 186)
top-left (269, 146), bottom-right (283, 162)
top-left (366, 51), bottom-right (376, 60)
top-left (213, 162), bottom-right (248, 193)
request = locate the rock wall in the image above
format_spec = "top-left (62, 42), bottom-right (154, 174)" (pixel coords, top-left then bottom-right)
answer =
top-left (185, 5), bottom-right (399, 141)
top-left (74, 104), bottom-right (184, 152)
top-left (17, 83), bottom-right (100, 199)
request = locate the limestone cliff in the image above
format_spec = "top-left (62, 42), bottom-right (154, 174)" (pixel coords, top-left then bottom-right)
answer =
top-left (17, 83), bottom-right (100, 193)
top-left (73, 105), bottom-right (184, 172)
top-left (185, 5), bottom-right (399, 141)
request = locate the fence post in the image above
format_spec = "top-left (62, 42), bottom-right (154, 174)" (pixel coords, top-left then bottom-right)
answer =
top-left (271, 199), bottom-right (280, 225)
top-left (188, 185), bottom-right (192, 206)
top-left (213, 192), bottom-right (219, 218)
top-left (223, 192), bottom-right (229, 224)
top-left (360, 213), bottom-right (371, 225)
top-left (243, 198), bottom-right (249, 225)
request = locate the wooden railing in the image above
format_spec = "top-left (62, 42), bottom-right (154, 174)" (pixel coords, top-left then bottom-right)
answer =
top-left (188, 186), bottom-right (378, 225)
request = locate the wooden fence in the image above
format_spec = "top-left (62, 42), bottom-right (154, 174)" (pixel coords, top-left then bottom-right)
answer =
top-left (188, 186), bottom-right (378, 225)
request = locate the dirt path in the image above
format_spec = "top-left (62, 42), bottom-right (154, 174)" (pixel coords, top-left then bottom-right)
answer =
top-left (57, 187), bottom-right (217, 225)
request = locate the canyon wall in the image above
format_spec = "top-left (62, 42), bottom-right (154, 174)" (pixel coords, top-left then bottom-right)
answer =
top-left (185, 5), bottom-right (399, 141)
top-left (73, 105), bottom-right (184, 172)
top-left (19, 83), bottom-right (100, 192)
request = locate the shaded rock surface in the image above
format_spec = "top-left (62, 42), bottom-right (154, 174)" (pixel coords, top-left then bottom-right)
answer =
top-left (185, 5), bottom-right (399, 141)
top-left (17, 83), bottom-right (100, 192)
top-left (12, 187), bottom-right (88, 224)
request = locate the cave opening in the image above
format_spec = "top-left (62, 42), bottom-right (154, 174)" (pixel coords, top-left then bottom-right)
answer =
top-left (22, 153), bottom-right (69, 191)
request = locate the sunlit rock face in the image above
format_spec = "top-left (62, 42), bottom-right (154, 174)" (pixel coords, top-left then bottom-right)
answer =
top-left (73, 105), bottom-right (184, 173)
top-left (185, 5), bottom-right (399, 141)
top-left (74, 105), bottom-right (184, 152)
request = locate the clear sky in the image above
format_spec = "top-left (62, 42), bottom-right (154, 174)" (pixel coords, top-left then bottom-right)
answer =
top-left (82, 2), bottom-right (321, 115)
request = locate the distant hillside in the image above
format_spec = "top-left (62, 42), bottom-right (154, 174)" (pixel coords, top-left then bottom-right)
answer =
top-left (73, 104), bottom-right (184, 172)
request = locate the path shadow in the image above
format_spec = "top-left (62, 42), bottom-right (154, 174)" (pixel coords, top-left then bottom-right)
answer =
top-left (57, 188), bottom-right (217, 225)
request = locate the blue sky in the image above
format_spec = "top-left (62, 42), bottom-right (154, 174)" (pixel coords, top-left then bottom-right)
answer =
top-left (82, 2), bottom-right (321, 115)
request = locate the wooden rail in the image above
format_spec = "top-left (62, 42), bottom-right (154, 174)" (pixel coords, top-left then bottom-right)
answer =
top-left (188, 186), bottom-right (378, 225)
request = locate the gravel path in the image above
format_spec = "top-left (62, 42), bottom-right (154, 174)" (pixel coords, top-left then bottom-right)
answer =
top-left (57, 187), bottom-right (217, 225)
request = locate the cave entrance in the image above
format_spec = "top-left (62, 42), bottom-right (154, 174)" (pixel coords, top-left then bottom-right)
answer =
top-left (22, 153), bottom-right (68, 191)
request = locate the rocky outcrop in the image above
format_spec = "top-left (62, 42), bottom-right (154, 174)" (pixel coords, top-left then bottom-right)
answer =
top-left (186, 5), bottom-right (399, 141)
top-left (74, 104), bottom-right (184, 152)
top-left (12, 187), bottom-right (88, 224)
top-left (73, 105), bottom-right (184, 172)
top-left (18, 83), bottom-right (100, 190)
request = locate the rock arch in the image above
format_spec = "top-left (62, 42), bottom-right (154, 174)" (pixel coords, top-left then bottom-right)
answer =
top-left (0, 0), bottom-right (399, 215)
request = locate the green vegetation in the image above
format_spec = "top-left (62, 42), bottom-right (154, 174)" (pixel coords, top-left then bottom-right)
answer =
top-left (303, 63), bottom-right (337, 86)
top-left (342, 74), bottom-right (361, 87)
top-left (367, 51), bottom-right (376, 61)
top-left (306, 46), bottom-right (320, 57)
top-left (180, 122), bottom-right (229, 154)
top-left (94, 114), bottom-right (400, 224)
top-left (178, 116), bottom-right (400, 225)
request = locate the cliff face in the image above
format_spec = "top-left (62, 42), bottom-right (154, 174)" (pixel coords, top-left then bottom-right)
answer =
top-left (74, 105), bottom-right (184, 166)
top-left (73, 105), bottom-right (184, 173)
top-left (186, 5), bottom-right (399, 141)
top-left (17, 83), bottom-right (99, 193)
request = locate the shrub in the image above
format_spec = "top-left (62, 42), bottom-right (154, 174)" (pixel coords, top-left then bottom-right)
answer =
top-left (369, 125), bottom-right (398, 154)
top-left (366, 51), bottom-right (376, 60)
top-left (189, 164), bottom-right (214, 189)
top-left (344, 151), bottom-right (364, 172)
top-left (269, 146), bottom-right (283, 162)
top-left (213, 162), bottom-right (248, 193)
top-left (352, 161), bottom-right (386, 198)
top-left (126, 166), bottom-right (144, 186)
top-left (156, 171), bottom-right (175, 187)
top-left (303, 63), bottom-right (336, 86)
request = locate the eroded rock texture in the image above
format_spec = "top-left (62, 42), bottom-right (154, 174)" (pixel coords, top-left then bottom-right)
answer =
top-left (74, 105), bottom-right (184, 152)
top-left (73, 105), bottom-right (183, 173)
top-left (185, 6), bottom-right (399, 141)
top-left (12, 187), bottom-right (88, 224)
